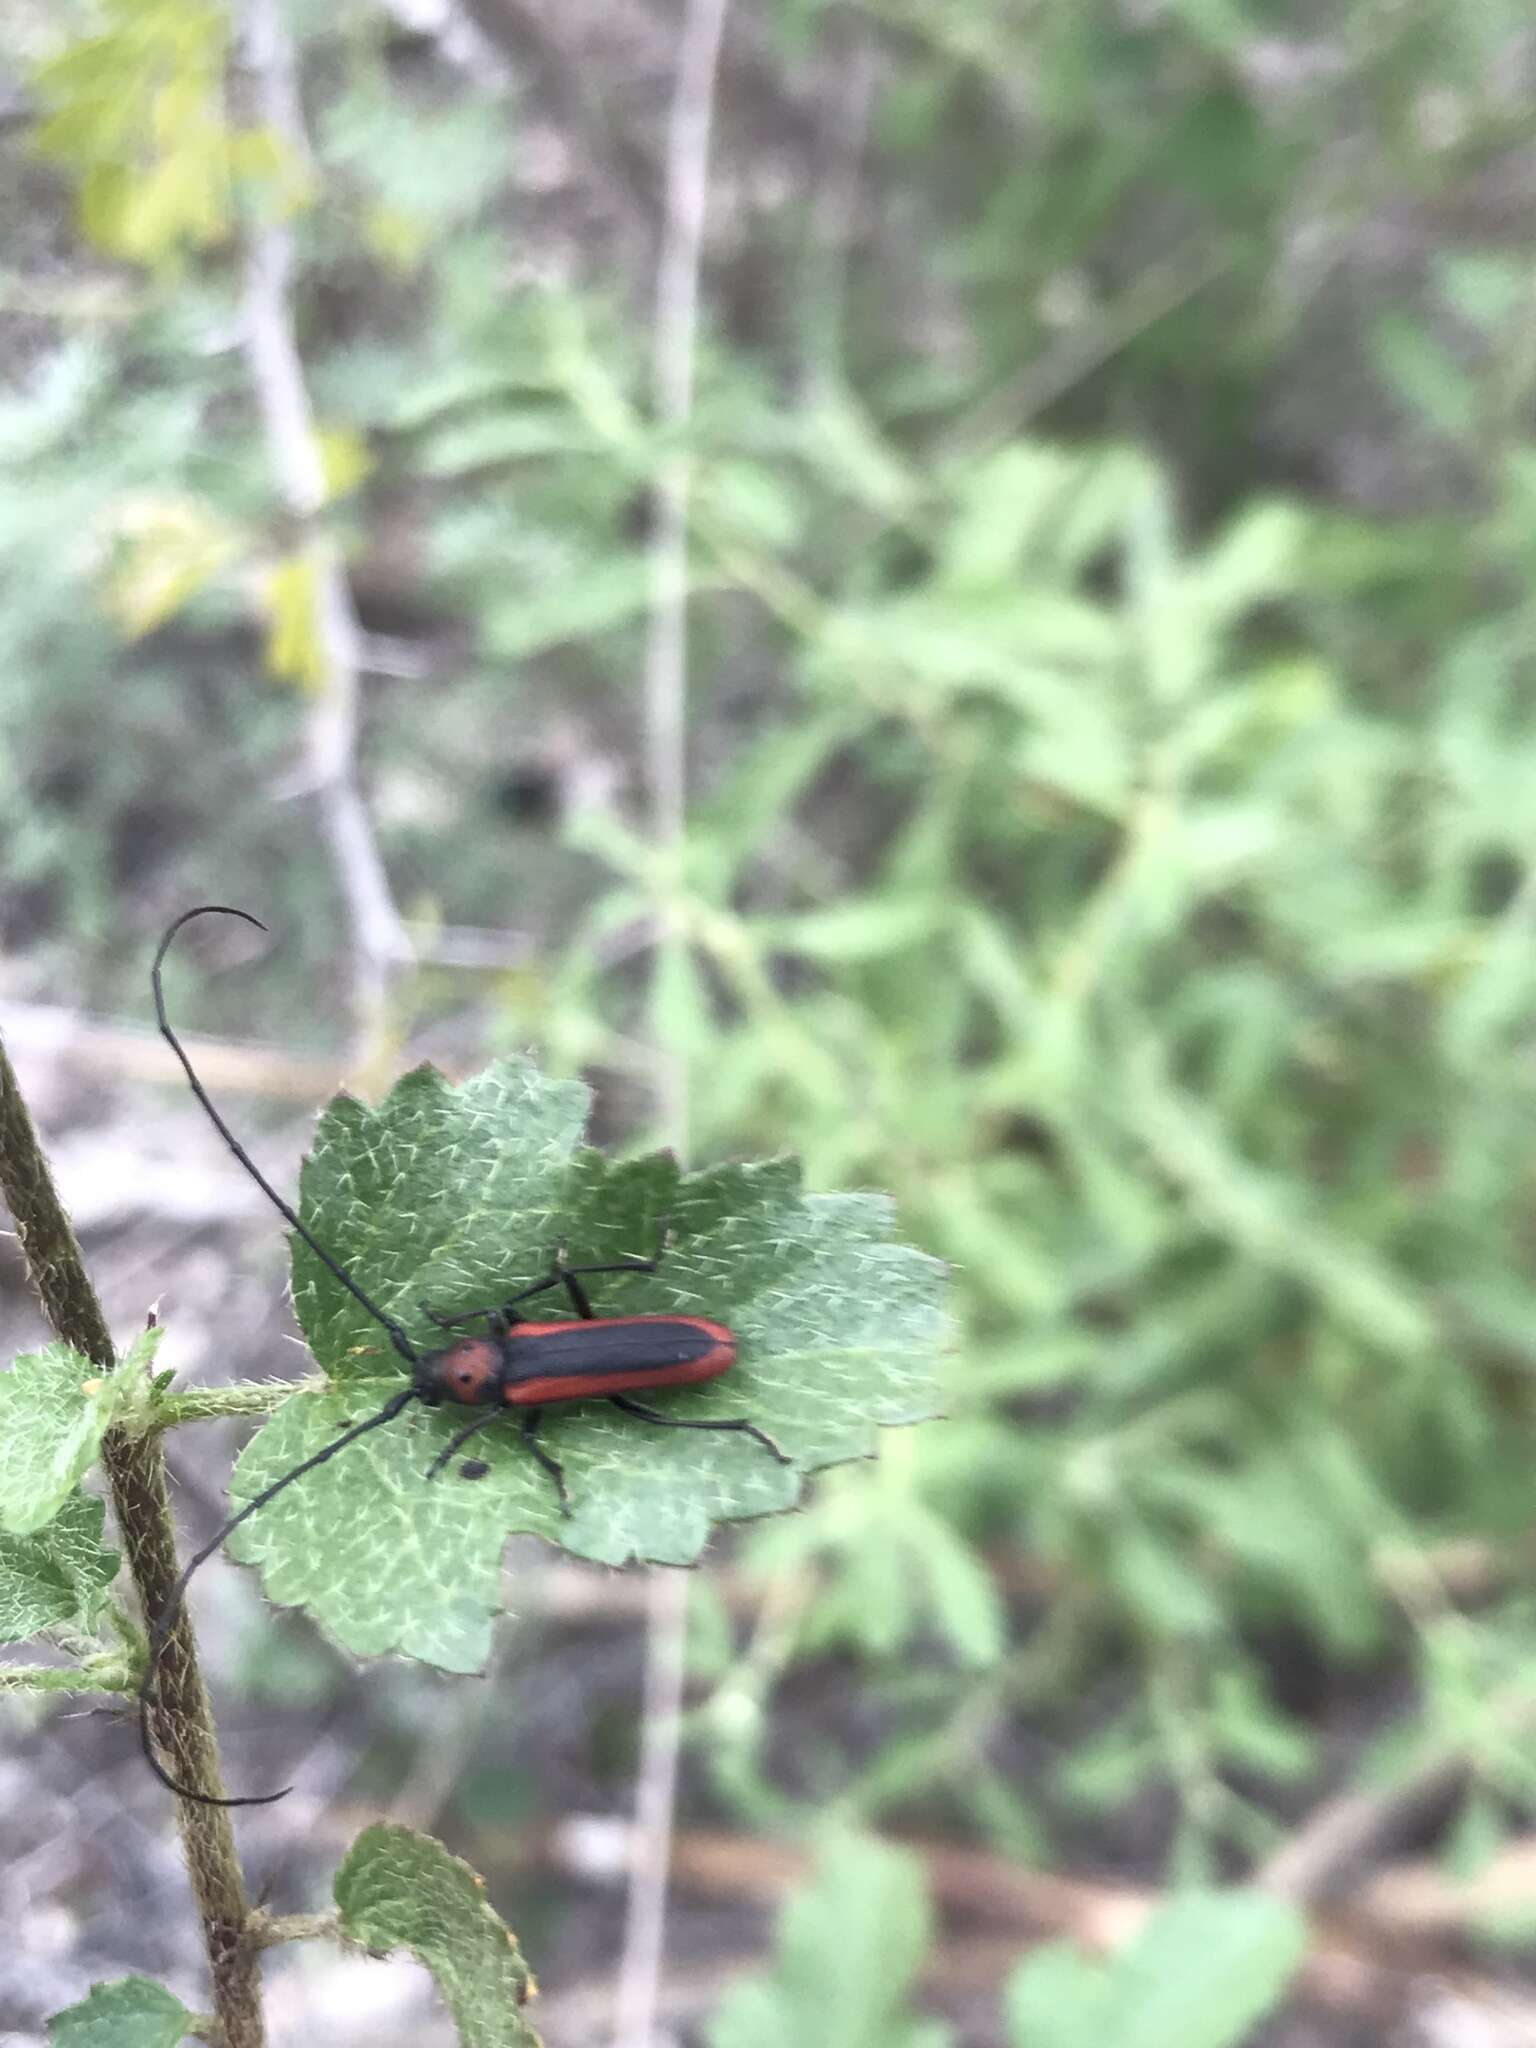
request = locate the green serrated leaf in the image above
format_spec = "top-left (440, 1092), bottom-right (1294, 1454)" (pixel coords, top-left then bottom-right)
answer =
top-left (707, 1832), bottom-right (945, 2048)
top-left (334, 1823), bottom-right (539, 2048)
top-left (46, 1975), bottom-right (192, 2048)
top-left (222, 1058), bottom-right (946, 1664)
top-left (0, 1330), bottom-right (161, 1535)
top-left (0, 1492), bottom-right (120, 1642)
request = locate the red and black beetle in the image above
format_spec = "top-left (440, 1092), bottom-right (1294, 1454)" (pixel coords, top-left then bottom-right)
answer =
top-left (406, 1227), bottom-right (783, 1508)
top-left (140, 905), bottom-right (790, 1807)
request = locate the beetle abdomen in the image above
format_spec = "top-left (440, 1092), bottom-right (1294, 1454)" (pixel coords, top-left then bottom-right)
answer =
top-left (501, 1313), bottom-right (734, 1405)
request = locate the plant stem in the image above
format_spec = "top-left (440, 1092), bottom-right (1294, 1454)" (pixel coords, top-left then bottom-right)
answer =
top-left (247, 1909), bottom-right (340, 1949)
top-left (0, 1032), bottom-right (266, 2048)
top-left (154, 1378), bottom-right (321, 1428)
top-left (0, 1656), bottom-right (135, 1694)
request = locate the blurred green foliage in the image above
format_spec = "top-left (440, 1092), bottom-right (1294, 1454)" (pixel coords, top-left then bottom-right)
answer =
top-left (11, 0), bottom-right (1536, 2032)
top-left (708, 1832), bottom-right (948, 2048)
top-left (1005, 1889), bottom-right (1307, 2048)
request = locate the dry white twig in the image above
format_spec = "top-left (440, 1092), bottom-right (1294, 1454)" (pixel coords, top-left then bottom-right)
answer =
top-left (798, 26), bottom-right (878, 395)
top-left (241, 0), bottom-right (413, 1037)
top-left (615, 4), bottom-right (731, 2046)
top-left (641, 0), bottom-right (729, 893)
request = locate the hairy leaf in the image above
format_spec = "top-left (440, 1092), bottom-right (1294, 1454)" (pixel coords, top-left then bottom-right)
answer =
top-left (0, 1492), bottom-right (119, 1642)
top-left (223, 1059), bottom-right (946, 1664)
top-left (47, 1976), bottom-right (192, 2048)
top-left (334, 1823), bottom-right (539, 2048)
top-left (0, 1331), bottom-right (160, 1535)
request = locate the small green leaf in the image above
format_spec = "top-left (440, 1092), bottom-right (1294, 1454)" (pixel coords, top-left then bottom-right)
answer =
top-left (0, 1331), bottom-right (161, 1535)
top-left (47, 1976), bottom-right (192, 2048)
top-left (707, 1832), bottom-right (946, 2048)
top-left (483, 555), bottom-right (656, 659)
top-left (1104, 1523), bottom-right (1223, 1642)
top-left (1194, 503), bottom-right (1302, 617)
top-left (1123, 1050), bottom-right (1433, 1359)
top-left (418, 408), bottom-right (597, 472)
top-left (334, 1823), bottom-right (539, 2048)
top-left (706, 458), bottom-right (805, 549)
top-left (939, 444), bottom-right (1081, 589)
top-left (0, 1492), bottom-right (120, 1642)
top-left (1004, 1892), bottom-right (1307, 2048)
top-left (222, 1057), bottom-right (946, 1665)
top-left (760, 898), bottom-right (940, 963)
top-left (650, 934), bottom-right (716, 1061)
top-left (1006, 1942), bottom-right (1118, 2048)
top-left (904, 1504), bottom-right (1005, 1667)
top-left (1372, 314), bottom-right (1476, 440)
top-left (797, 386), bottom-right (917, 516)
top-left (1110, 1892), bottom-right (1307, 2048)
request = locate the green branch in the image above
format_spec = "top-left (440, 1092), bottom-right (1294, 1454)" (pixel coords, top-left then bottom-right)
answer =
top-left (0, 1654), bottom-right (136, 1695)
top-left (153, 1378), bottom-right (322, 1428)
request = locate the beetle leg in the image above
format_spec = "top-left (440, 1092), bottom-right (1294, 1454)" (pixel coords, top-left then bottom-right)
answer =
top-left (426, 1220), bottom-right (676, 1329)
top-left (608, 1394), bottom-right (792, 1467)
top-left (520, 1407), bottom-right (571, 1516)
top-left (559, 1271), bottom-right (596, 1318)
top-left (491, 1267), bottom-right (576, 1317)
top-left (419, 1302), bottom-right (468, 1329)
top-left (420, 1296), bottom-right (527, 1329)
top-left (545, 1218), bottom-right (674, 1319)
top-left (424, 1409), bottom-right (503, 1481)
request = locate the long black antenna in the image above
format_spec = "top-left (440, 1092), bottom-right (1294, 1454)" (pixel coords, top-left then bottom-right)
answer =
top-left (152, 906), bottom-right (419, 1370)
top-left (138, 1388), bottom-right (416, 1805)
top-left (143, 906), bottom-right (425, 1806)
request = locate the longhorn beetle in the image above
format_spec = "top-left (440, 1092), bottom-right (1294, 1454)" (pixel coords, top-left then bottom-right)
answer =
top-left (141, 904), bottom-right (791, 1807)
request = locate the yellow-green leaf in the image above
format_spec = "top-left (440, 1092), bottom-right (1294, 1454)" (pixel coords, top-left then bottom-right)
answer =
top-left (104, 493), bottom-right (240, 637)
top-left (262, 552), bottom-right (327, 690)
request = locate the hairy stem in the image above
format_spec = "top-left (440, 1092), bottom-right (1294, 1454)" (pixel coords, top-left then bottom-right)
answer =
top-left (0, 1031), bottom-right (266, 2048)
top-left (0, 1656), bottom-right (136, 1694)
top-left (153, 1378), bottom-right (322, 1428)
top-left (247, 1909), bottom-right (341, 1949)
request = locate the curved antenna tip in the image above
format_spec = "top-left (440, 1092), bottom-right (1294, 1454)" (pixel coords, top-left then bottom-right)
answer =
top-left (139, 1704), bottom-right (295, 1806)
top-left (162, 1775), bottom-right (293, 1810)
top-left (152, 905), bottom-right (270, 972)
